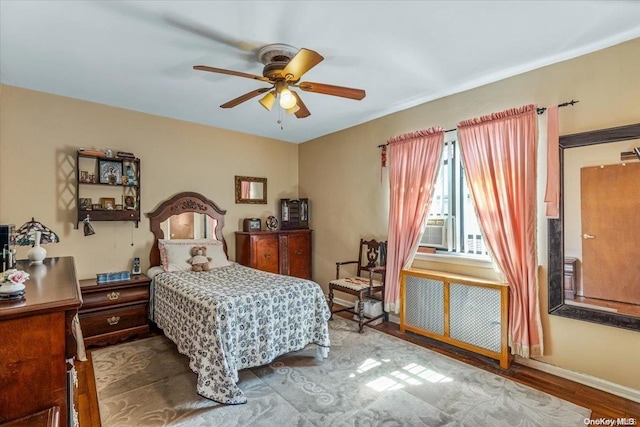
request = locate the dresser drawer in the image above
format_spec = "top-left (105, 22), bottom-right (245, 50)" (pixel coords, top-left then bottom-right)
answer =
top-left (81, 285), bottom-right (149, 310)
top-left (79, 304), bottom-right (147, 338)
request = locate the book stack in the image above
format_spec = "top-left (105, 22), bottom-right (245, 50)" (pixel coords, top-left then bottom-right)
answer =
top-left (96, 271), bottom-right (131, 284)
top-left (116, 151), bottom-right (136, 159)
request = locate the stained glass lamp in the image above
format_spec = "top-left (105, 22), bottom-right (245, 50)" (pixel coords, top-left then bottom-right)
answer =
top-left (15, 218), bottom-right (60, 264)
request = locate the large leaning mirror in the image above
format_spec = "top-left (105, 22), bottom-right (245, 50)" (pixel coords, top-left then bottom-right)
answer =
top-left (549, 122), bottom-right (640, 331)
top-left (235, 176), bottom-right (267, 204)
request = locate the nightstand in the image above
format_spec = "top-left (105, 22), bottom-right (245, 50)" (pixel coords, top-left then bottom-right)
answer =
top-left (78, 274), bottom-right (150, 347)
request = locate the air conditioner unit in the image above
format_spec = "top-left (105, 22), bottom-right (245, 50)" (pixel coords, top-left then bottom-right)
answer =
top-left (421, 218), bottom-right (447, 248)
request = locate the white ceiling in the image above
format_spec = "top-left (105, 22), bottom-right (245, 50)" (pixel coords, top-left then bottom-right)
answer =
top-left (2, 1), bottom-right (640, 143)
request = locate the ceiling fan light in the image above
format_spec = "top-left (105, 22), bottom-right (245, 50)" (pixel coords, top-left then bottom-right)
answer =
top-left (259, 91), bottom-right (276, 111)
top-left (279, 88), bottom-right (297, 109)
top-left (286, 104), bottom-right (300, 115)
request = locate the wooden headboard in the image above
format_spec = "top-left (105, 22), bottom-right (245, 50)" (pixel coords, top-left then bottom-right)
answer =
top-left (146, 191), bottom-right (227, 267)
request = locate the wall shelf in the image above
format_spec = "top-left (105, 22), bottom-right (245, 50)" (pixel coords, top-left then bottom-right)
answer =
top-left (75, 150), bottom-right (141, 228)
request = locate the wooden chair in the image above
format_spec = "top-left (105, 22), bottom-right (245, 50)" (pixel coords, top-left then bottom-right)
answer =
top-left (328, 239), bottom-right (388, 333)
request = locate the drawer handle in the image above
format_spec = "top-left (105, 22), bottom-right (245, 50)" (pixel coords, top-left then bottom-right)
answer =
top-left (295, 249), bottom-right (303, 255)
top-left (264, 253), bottom-right (271, 259)
top-left (107, 316), bottom-right (120, 326)
top-left (107, 291), bottom-right (120, 301)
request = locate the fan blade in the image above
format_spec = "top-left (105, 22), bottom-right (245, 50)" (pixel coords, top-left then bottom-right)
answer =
top-left (291, 91), bottom-right (311, 118)
top-left (194, 65), bottom-right (272, 83)
top-left (282, 48), bottom-right (324, 82)
top-left (220, 88), bottom-right (271, 109)
top-left (298, 81), bottom-right (366, 100)
top-left (166, 16), bottom-right (262, 55)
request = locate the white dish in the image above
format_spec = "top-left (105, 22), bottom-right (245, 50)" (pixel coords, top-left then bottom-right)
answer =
top-left (0, 283), bottom-right (26, 294)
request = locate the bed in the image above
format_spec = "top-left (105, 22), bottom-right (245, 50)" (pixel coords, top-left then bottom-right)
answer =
top-left (146, 192), bottom-right (331, 404)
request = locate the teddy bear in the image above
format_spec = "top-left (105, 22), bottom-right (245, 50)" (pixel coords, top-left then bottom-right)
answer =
top-left (187, 246), bottom-right (212, 272)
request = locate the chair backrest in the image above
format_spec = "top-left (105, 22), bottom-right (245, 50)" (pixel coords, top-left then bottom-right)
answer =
top-left (357, 238), bottom-right (387, 277)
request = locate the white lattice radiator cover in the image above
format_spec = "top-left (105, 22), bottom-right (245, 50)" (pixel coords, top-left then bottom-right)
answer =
top-left (400, 268), bottom-right (510, 368)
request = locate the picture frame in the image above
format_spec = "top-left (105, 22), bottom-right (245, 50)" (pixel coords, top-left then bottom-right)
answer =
top-left (98, 159), bottom-right (123, 184)
top-left (123, 195), bottom-right (136, 210)
top-left (79, 198), bottom-right (92, 210)
top-left (101, 197), bottom-right (116, 210)
top-left (79, 170), bottom-right (90, 183)
top-left (91, 203), bottom-right (102, 210)
top-left (115, 204), bottom-right (123, 210)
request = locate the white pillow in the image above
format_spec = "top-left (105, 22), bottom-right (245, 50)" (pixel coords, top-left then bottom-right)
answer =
top-left (158, 239), bottom-right (231, 272)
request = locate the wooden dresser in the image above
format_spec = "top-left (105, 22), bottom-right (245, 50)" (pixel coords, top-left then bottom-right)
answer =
top-left (235, 229), bottom-right (312, 279)
top-left (78, 274), bottom-right (150, 347)
top-left (0, 257), bottom-right (81, 426)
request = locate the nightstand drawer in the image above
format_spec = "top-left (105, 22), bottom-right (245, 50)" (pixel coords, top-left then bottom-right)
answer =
top-left (79, 304), bottom-right (147, 338)
top-left (81, 285), bottom-right (149, 310)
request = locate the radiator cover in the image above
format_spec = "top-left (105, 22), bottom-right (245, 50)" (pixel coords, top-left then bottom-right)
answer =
top-left (401, 268), bottom-right (509, 368)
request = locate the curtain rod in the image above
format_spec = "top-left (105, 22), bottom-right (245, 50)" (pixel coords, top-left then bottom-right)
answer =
top-left (378, 100), bottom-right (580, 147)
top-left (536, 99), bottom-right (579, 115)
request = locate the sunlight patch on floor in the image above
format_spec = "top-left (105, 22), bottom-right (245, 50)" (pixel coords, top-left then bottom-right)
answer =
top-left (366, 376), bottom-right (405, 391)
top-left (357, 358), bottom-right (382, 374)
top-left (403, 363), bottom-right (453, 383)
top-left (352, 358), bottom-right (454, 391)
top-left (390, 370), bottom-right (421, 385)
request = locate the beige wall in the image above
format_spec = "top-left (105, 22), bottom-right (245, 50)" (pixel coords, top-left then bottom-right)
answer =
top-left (300, 38), bottom-right (640, 390)
top-left (0, 85), bottom-right (299, 277)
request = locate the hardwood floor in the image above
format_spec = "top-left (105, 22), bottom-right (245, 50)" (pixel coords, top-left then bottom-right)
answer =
top-left (75, 351), bottom-right (101, 427)
top-left (75, 318), bottom-right (640, 426)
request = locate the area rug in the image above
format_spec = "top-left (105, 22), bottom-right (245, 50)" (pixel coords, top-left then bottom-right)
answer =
top-left (93, 318), bottom-right (590, 426)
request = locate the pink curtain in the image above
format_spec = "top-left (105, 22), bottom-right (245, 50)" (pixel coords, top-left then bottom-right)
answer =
top-left (544, 105), bottom-right (560, 218)
top-left (241, 181), bottom-right (251, 199)
top-left (457, 105), bottom-right (543, 358)
top-left (386, 127), bottom-right (444, 314)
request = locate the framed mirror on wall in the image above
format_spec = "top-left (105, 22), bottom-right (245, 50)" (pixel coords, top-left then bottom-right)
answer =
top-left (235, 176), bottom-right (267, 204)
top-left (548, 122), bottom-right (640, 331)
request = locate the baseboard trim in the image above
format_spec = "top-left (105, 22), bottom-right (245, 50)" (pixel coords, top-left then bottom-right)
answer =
top-left (515, 357), bottom-right (640, 403)
top-left (388, 313), bottom-right (400, 324)
top-left (329, 296), bottom-right (639, 403)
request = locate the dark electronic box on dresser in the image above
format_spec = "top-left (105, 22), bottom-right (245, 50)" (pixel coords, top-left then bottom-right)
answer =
top-left (0, 257), bottom-right (81, 427)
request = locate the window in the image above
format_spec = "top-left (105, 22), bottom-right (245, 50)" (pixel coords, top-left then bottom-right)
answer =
top-left (420, 133), bottom-right (488, 257)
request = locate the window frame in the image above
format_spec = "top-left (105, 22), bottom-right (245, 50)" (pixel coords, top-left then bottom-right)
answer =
top-left (417, 133), bottom-right (490, 264)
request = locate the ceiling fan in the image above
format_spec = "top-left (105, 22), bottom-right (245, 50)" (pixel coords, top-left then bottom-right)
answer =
top-left (194, 44), bottom-right (366, 118)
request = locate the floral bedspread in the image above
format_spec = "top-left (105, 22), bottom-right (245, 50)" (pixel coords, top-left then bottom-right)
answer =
top-left (153, 263), bottom-right (331, 404)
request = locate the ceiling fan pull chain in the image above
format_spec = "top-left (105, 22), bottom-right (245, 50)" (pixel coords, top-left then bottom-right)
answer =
top-left (278, 106), bottom-right (284, 130)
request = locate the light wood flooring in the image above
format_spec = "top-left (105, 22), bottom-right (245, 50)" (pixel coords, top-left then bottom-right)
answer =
top-left (75, 318), bottom-right (640, 426)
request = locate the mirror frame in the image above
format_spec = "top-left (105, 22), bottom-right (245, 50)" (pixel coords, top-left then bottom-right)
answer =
top-left (548, 122), bottom-right (640, 331)
top-left (234, 176), bottom-right (267, 204)
top-left (147, 191), bottom-right (227, 267)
